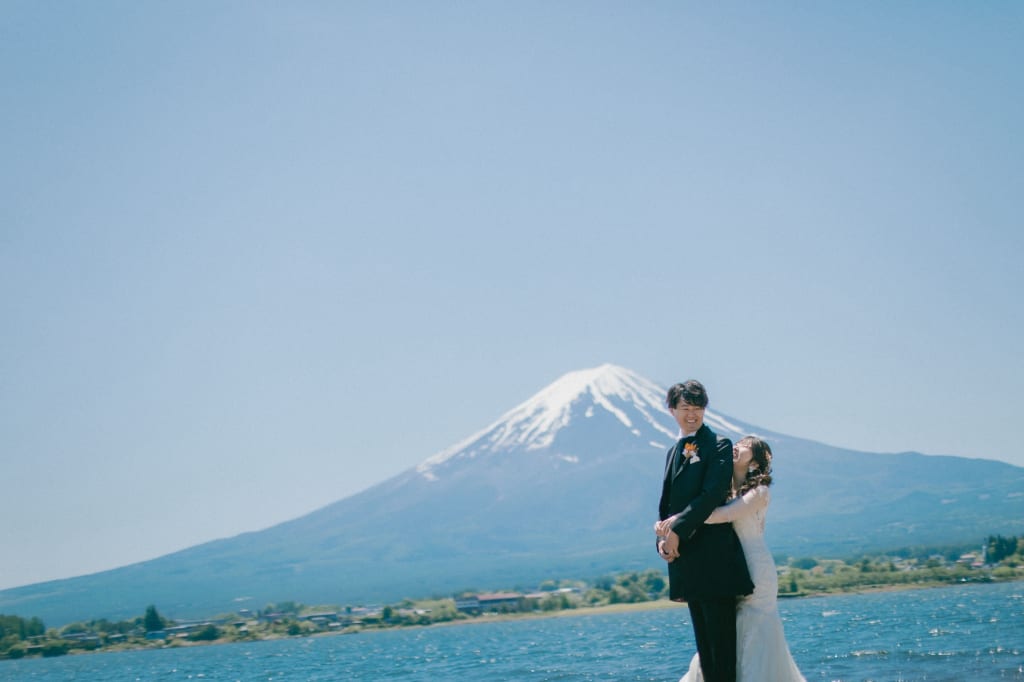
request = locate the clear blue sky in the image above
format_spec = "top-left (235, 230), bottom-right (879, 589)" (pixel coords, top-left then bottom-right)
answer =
top-left (2, 2), bottom-right (1022, 591)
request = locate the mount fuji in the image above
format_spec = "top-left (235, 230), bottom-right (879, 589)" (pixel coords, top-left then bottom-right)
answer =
top-left (3, 364), bottom-right (1022, 626)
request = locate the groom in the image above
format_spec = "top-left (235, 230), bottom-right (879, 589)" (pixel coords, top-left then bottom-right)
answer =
top-left (657, 380), bottom-right (753, 682)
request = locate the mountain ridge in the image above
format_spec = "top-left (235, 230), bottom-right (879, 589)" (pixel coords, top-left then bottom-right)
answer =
top-left (2, 364), bottom-right (1021, 626)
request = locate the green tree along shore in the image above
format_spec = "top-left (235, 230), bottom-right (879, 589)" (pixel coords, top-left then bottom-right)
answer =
top-left (3, 535), bottom-right (1022, 661)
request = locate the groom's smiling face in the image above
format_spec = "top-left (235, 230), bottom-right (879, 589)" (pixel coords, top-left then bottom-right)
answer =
top-left (671, 403), bottom-right (705, 436)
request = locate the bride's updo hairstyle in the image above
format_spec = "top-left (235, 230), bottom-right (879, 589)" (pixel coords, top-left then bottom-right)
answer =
top-left (736, 436), bottom-right (773, 496)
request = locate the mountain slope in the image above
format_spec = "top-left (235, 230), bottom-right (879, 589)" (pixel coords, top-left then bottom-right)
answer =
top-left (2, 364), bottom-right (1021, 626)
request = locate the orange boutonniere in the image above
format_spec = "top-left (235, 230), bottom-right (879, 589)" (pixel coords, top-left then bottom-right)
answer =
top-left (683, 442), bottom-right (700, 463)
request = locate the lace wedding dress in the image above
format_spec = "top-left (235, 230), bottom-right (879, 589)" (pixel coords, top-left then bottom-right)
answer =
top-left (680, 486), bottom-right (806, 682)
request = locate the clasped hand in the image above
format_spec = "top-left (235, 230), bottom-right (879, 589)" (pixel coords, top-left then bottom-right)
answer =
top-left (654, 516), bottom-right (681, 562)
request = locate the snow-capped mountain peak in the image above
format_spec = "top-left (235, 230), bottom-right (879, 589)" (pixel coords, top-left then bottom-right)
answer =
top-left (513, 363), bottom-right (669, 436)
top-left (417, 364), bottom-right (718, 480)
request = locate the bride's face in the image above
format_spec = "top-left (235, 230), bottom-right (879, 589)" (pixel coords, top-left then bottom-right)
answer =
top-left (733, 442), bottom-right (754, 467)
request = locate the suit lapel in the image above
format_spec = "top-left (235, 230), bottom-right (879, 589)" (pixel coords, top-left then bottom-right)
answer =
top-left (666, 425), bottom-right (718, 482)
top-left (665, 440), bottom-right (682, 480)
top-left (673, 425), bottom-right (713, 481)
top-left (671, 436), bottom-right (693, 481)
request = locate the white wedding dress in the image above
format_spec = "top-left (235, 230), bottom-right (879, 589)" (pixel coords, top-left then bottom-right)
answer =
top-left (680, 486), bottom-right (806, 682)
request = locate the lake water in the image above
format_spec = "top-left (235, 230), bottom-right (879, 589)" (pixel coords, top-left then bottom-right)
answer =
top-left (2, 581), bottom-right (1022, 681)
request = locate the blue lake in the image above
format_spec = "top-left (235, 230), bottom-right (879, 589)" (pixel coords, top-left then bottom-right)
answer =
top-left (2, 581), bottom-right (1022, 681)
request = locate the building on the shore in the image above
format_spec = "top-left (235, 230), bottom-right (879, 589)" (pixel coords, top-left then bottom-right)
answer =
top-left (456, 592), bottom-right (526, 614)
top-left (457, 587), bottom-right (582, 615)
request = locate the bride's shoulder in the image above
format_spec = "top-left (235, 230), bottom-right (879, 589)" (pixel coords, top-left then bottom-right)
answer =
top-left (745, 485), bottom-right (771, 505)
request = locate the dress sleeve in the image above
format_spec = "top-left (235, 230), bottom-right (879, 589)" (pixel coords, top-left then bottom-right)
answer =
top-left (705, 486), bottom-right (769, 524)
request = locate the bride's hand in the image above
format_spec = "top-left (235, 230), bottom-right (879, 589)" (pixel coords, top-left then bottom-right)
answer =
top-left (654, 516), bottom-right (676, 536)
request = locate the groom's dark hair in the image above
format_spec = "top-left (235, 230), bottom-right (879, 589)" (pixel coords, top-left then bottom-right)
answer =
top-left (666, 380), bottom-right (709, 409)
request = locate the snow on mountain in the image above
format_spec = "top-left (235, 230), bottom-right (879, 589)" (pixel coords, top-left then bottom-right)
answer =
top-left (416, 364), bottom-right (746, 480)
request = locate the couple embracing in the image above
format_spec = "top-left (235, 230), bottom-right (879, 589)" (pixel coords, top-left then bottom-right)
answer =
top-left (656, 380), bottom-right (805, 682)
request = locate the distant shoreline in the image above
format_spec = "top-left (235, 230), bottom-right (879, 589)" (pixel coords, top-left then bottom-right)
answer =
top-left (12, 576), bottom-right (1020, 660)
top-left (356, 578), bottom-right (1015, 632)
top-left (422, 598), bottom-right (681, 629)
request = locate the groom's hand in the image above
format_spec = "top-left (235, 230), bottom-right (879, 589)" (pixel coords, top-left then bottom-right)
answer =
top-left (659, 530), bottom-right (680, 562)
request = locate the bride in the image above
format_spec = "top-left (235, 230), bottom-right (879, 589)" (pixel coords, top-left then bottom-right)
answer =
top-left (658, 436), bottom-right (806, 682)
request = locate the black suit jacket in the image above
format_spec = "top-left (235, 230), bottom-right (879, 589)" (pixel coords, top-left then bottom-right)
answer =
top-left (658, 424), bottom-right (754, 602)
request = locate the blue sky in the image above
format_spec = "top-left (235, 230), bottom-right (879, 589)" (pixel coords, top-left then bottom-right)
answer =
top-left (2, 2), bottom-right (1022, 591)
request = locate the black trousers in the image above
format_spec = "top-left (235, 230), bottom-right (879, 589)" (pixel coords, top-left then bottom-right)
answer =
top-left (688, 596), bottom-right (738, 682)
